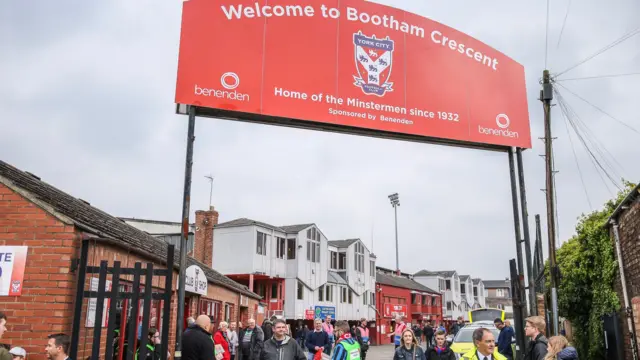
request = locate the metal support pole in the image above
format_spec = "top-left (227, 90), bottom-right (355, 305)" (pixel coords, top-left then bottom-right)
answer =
top-left (510, 259), bottom-right (526, 360)
top-left (611, 220), bottom-right (639, 360)
top-left (516, 148), bottom-right (536, 315)
top-left (175, 106), bottom-right (197, 360)
top-left (394, 205), bottom-right (399, 274)
top-left (508, 149), bottom-right (525, 281)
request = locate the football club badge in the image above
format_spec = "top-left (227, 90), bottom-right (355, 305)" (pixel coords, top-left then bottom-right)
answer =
top-left (353, 31), bottom-right (394, 96)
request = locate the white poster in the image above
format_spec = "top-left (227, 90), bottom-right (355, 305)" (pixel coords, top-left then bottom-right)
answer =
top-left (0, 246), bottom-right (28, 296)
top-left (85, 277), bottom-right (112, 328)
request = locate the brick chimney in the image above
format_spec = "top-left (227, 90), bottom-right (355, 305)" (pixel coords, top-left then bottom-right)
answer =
top-left (194, 206), bottom-right (218, 266)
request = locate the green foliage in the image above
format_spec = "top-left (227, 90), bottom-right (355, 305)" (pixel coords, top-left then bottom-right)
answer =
top-left (551, 181), bottom-right (636, 359)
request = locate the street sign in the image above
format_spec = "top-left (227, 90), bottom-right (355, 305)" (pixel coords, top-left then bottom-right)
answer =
top-left (175, 0), bottom-right (531, 149)
top-left (314, 306), bottom-right (336, 320)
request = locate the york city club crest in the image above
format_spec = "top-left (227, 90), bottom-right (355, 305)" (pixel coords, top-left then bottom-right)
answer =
top-left (353, 31), bottom-right (394, 96)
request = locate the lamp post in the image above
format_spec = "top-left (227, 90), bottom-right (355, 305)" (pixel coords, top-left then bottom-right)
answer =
top-left (388, 193), bottom-right (400, 275)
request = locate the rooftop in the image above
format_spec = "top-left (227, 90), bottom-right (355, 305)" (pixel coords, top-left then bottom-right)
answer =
top-left (280, 223), bottom-right (314, 233)
top-left (215, 218), bottom-right (284, 232)
top-left (414, 270), bottom-right (457, 277)
top-left (328, 239), bottom-right (359, 248)
top-left (483, 279), bottom-right (511, 289)
top-left (376, 272), bottom-right (439, 294)
top-left (0, 160), bottom-right (260, 299)
top-left (120, 217), bottom-right (195, 235)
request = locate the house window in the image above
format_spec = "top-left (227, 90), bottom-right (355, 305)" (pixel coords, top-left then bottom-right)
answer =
top-left (312, 228), bottom-right (316, 239)
top-left (354, 242), bottom-right (365, 273)
top-left (201, 299), bottom-right (221, 323)
top-left (370, 292), bottom-right (376, 306)
top-left (348, 290), bottom-right (353, 304)
top-left (446, 301), bottom-right (452, 311)
top-left (497, 303), bottom-right (504, 310)
top-left (276, 237), bottom-right (286, 259)
top-left (363, 291), bottom-right (367, 305)
top-left (315, 230), bottom-right (320, 241)
top-left (307, 239), bottom-right (320, 263)
top-left (445, 280), bottom-right (451, 290)
top-left (287, 239), bottom-right (296, 259)
top-left (318, 286), bottom-right (324, 302)
top-left (256, 232), bottom-right (268, 256)
top-left (461, 284), bottom-right (466, 294)
top-left (271, 283), bottom-right (278, 299)
top-left (496, 289), bottom-right (505, 297)
top-left (423, 295), bottom-right (428, 305)
top-left (330, 251), bottom-right (338, 269)
top-left (297, 281), bottom-right (304, 300)
top-left (326, 285), bottom-right (333, 302)
top-left (473, 287), bottom-right (478, 297)
top-left (411, 293), bottom-right (418, 305)
top-left (432, 297), bottom-right (437, 306)
top-left (338, 253), bottom-right (346, 270)
top-left (370, 260), bottom-right (375, 276)
top-left (307, 229), bottom-right (311, 238)
top-left (224, 303), bottom-right (232, 322)
top-left (341, 287), bottom-right (347, 303)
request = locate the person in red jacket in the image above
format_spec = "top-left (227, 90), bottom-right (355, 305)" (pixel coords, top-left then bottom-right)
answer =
top-left (214, 321), bottom-right (232, 360)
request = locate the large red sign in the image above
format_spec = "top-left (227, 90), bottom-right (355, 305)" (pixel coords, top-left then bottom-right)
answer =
top-left (383, 304), bottom-right (407, 318)
top-left (175, 0), bottom-right (531, 149)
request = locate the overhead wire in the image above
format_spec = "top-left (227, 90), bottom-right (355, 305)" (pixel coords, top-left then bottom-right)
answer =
top-left (556, 0), bottom-right (572, 50)
top-left (555, 89), bottom-right (623, 192)
top-left (556, 88), bottom-right (626, 184)
top-left (555, 89), bottom-right (594, 210)
top-left (555, 82), bottom-right (640, 136)
top-left (556, 89), bottom-right (628, 179)
top-left (556, 72), bottom-right (640, 82)
top-left (555, 27), bottom-right (640, 77)
top-left (556, 94), bottom-right (617, 195)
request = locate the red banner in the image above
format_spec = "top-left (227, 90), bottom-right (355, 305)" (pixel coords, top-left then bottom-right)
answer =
top-left (383, 304), bottom-right (407, 318)
top-left (175, 0), bottom-right (531, 149)
top-left (305, 310), bottom-right (315, 320)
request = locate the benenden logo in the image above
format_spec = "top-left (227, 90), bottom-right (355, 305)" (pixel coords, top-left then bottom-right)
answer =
top-left (478, 113), bottom-right (519, 138)
top-left (194, 72), bottom-right (249, 101)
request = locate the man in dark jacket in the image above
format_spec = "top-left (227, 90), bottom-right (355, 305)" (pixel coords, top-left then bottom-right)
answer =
top-left (182, 315), bottom-right (215, 360)
top-left (262, 316), bottom-right (276, 341)
top-left (238, 319), bottom-right (265, 360)
top-left (306, 319), bottom-right (330, 360)
top-left (494, 318), bottom-right (514, 360)
top-left (451, 317), bottom-right (464, 336)
top-left (423, 321), bottom-right (434, 350)
top-left (261, 319), bottom-right (306, 360)
top-left (524, 316), bottom-right (548, 360)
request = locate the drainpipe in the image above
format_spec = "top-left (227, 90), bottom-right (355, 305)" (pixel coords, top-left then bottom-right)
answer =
top-left (611, 219), bottom-right (639, 360)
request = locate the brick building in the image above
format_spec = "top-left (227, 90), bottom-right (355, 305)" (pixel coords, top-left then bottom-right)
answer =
top-left (0, 159), bottom-right (262, 360)
top-left (374, 267), bottom-right (442, 345)
top-left (608, 183), bottom-right (640, 360)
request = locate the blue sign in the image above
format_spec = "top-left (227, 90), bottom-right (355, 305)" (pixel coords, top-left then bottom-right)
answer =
top-left (314, 306), bottom-right (336, 320)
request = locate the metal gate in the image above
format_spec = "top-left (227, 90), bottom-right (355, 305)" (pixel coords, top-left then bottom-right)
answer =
top-left (603, 312), bottom-right (625, 360)
top-left (70, 240), bottom-right (175, 360)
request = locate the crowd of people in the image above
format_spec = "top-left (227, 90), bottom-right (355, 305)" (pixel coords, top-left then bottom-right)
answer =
top-left (0, 312), bottom-right (72, 360)
top-left (180, 315), bottom-right (369, 360)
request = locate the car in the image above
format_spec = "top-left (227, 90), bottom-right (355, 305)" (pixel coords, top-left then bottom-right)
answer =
top-left (448, 323), bottom-right (501, 359)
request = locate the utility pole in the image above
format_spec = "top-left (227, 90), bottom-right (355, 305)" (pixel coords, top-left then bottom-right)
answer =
top-left (388, 193), bottom-right (400, 275)
top-left (541, 69), bottom-right (559, 335)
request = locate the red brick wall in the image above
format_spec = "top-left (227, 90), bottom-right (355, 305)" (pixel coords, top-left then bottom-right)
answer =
top-left (0, 183), bottom-right (77, 359)
top-left (194, 208), bottom-right (218, 267)
top-left (612, 197), bottom-right (640, 360)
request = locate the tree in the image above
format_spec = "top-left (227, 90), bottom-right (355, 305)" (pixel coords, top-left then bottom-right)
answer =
top-left (552, 181), bottom-right (635, 358)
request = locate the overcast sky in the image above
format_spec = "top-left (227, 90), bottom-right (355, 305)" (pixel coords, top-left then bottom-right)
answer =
top-left (1, 0), bottom-right (638, 280)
